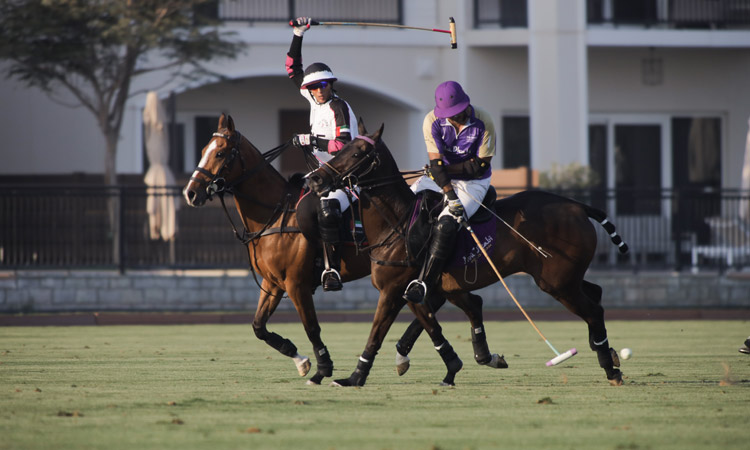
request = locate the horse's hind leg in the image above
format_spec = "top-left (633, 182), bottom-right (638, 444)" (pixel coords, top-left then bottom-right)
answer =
top-left (252, 279), bottom-right (312, 378)
top-left (555, 282), bottom-right (622, 386)
top-left (394, 296), bottom-right (447, 376)
top-left (449, 292), bottom-right (508, 369)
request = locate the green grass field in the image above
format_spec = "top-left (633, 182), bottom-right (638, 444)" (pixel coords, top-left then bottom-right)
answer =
top-left (1, 319), bottom-right (748, 450)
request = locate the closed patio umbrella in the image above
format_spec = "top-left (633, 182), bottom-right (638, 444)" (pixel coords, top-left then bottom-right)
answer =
top-left (143, 91), bottom-right (180, 241)
top-left (741, 116), bottom-right (750, 222)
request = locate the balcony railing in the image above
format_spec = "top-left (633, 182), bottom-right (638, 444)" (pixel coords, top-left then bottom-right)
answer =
top-left (200, 0), bottom-right (402, 24)
top-left (2, 185), bottom-right (749, 273)
top-left (474, 0), bottom-right (750, 29)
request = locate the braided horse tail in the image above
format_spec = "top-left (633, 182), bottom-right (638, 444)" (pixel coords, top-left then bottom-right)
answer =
top-left (583, 205), bottom-right (629, 254)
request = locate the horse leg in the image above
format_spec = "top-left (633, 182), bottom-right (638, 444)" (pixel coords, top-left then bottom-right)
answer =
top-left (251, 279), bottom-right (311, 377)
top-left (331, 287), bottom-right (405, 387)
top-left (407, 298), bottom-right (464, 386)
top-left (286, 285), bottom-right (334, 385)
top-left (394, 296), bottom-right (447, 376)
top-left (449, 292), bottom-right (508, 369)
top-left (553, 281), bottom-right (622, 386)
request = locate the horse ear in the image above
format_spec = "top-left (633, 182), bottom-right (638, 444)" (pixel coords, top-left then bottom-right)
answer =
top-left (218, 113), bottom-right (227, 131)
top-left (357, 117), bottom-right (367, 135)
top-left (227, 115), bottom-right (235, 132)
top-left (372, 123), bottom-right (385, 141)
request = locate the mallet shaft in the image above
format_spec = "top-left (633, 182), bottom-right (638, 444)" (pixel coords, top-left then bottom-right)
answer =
top-left (290, 17), bottom-right (458, 49)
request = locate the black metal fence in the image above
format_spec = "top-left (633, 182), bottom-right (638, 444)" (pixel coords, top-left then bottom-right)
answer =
top-left (2, 185), bottom-right (749, 272)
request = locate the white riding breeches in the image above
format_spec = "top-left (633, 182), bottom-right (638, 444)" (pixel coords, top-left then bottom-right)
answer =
top-left (410, 175), bottom-right (492, 220)
top-left (321, 187), bottom-right (358, 213)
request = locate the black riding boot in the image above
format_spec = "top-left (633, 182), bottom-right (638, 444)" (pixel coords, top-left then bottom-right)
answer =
top-left (318, 198), bottom-right (343, 291)
top-left (403, 216), bottom-right (458, 304)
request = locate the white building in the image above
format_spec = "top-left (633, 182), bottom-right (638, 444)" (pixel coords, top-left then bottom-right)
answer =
top-left (2, 0), bottom-right (749, 198)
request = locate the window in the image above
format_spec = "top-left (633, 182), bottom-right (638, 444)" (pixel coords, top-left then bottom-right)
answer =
top-left (278, 109), bottom-right (311, 176)
top-left (502, 116), bottom-right (530, 169)
top-left (194, 116), bottom-right (220, 167)
top-left (614, 124), bottom-right (662, 215)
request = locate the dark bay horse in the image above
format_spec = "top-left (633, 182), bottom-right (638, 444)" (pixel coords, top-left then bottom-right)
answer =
top-left (182, 114), bottom-right (438, 384)
top-left (308, 120), bottom-right (630, 387)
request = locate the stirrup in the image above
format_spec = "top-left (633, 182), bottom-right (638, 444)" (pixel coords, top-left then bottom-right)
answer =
top-left (403, 279), bottom-right (427, 304)
top-left (321, 268), bottom-right (342, 291)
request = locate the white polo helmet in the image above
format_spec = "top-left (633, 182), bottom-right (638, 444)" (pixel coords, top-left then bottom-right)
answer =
top-left (301, 62), bottom-right (337, 88)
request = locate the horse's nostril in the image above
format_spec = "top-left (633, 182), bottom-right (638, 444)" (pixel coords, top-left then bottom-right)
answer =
top-left (187, 190), bottom-right (195, 201)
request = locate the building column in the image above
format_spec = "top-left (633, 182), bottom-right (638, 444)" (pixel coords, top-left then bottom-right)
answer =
top-left (528, 0), bottom-right (588, 171)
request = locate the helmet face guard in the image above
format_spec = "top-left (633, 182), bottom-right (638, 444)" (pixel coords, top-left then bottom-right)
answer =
top-left (434, 81), bottom-right (470, 119)
top-left (302, 62), bottom-right (337, 88)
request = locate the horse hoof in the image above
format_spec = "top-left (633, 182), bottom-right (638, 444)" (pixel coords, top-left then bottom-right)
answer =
top-left (396, 353), bottom-right (411, 376)
top-left (485, 354), bottom-right (508, 369)
top-left (608, 369), bottom-right (623, 386)
top-left (610, 348), bottom-right (621, 368)
top-left (296, 357), bottom-right (311, 377)
top-left (330, 378), bottom-right (351, 387)
top-left (440, 381), bottom-right (455, 387)
top-left (307, 373), bottom-right (324, 385)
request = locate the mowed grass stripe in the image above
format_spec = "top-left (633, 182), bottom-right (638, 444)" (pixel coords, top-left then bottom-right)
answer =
top-left (1, 320), bottom-right (748, 450)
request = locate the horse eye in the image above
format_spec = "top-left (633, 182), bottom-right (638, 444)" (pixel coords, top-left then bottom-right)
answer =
top-left (216, 150), bottom-right (225, 158)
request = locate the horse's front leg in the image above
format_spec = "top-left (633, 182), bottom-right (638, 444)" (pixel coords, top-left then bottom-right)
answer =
top-left (331, 287), bottom-right (405, 387)
top-left (394, 295), bottom-right (447, 376)
top-left (252, 279), bottom-right (311, 377)
top-left (286, 285), bottom-right (334, 385)
top-left (407, 297), bottom-right (463, 386)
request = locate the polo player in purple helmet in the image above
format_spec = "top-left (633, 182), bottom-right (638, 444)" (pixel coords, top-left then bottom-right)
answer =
top-left (286, 17), bottom-right (360, 292)
top-left (403, 81), bottom-right (497, 304)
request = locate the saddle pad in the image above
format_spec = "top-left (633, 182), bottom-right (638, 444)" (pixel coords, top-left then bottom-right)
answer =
top-left (449, 215), bottom-right (497, 268)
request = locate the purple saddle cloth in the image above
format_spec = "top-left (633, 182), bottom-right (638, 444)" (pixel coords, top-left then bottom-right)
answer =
top-left (408, 192), bottom-right (497, 268)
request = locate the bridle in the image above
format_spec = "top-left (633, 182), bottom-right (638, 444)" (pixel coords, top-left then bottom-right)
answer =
top-left (190, 130), bottom-right (298, 243)
top-left (316, 135), bottom-right (381, 192)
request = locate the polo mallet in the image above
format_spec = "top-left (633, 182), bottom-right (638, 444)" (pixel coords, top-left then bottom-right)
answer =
top-left (290, 17), bottom-right (457, 49)
top-left (459, 218), bottom-right (577, 366)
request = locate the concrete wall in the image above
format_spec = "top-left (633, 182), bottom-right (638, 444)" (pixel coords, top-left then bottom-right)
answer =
top-left (2, 270), bottom-right (749, 314)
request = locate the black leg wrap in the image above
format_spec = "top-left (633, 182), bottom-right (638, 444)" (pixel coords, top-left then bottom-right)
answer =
top-left (265, 332), bottom-right (298, 358)
top-left (592, 337), bottom-right (622, 383)
top-left (350, 357), bottom-right (372, 386)
top-left (308, 346), bottom-right (334, 385)
top-left (436, 342), bottom-right (463, 385)
top-left (396, 319), bottom-right (425, 357)
top-left (314, 346), bottom-right (334, 377)
top-left (471, 325), bottom-right (492, 365)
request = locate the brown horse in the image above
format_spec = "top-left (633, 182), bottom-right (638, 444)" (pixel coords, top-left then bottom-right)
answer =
top-left (182, 114), bottom-right (444, 384)
top-left (308, 120), bottom-right (629, 387)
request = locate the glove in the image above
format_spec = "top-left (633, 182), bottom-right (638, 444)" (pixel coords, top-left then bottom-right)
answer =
top-left (293, 134), bottom-right (317, 147)
top-left (292, 17), bottom-right (311, 37)
top-left (447, 198), bottom-right (465, 217)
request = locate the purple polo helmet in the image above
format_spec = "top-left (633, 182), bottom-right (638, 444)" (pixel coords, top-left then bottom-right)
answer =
top-left (433, 81), bottom-right (470, 118)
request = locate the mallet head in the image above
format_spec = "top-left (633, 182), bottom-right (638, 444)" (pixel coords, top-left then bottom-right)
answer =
top-left (546, 348), bottom-right (577, 366)
top-left (449, 17), bottom-right (457, 49)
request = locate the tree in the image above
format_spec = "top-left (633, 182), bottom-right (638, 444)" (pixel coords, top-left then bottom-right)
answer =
top-left (0, 0), bottom-right (242, 185)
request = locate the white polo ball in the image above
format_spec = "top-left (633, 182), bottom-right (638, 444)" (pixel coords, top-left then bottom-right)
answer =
top-left (620, 348), bottom-right (632, 360)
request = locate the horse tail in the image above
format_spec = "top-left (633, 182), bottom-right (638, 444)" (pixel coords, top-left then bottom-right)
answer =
top-left (583, 205), bottom-right (629, 254)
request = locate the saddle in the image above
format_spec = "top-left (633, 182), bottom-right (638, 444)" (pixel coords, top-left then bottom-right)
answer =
top-left (406, 188), bottom-right (498, 265)
top-left (295, 182), bottom-right (366, 246)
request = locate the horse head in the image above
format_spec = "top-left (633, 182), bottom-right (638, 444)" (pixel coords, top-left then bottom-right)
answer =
top-left (308, 118), bottom-right (386, 197)
top-left (183, 113), bottom-right (260, 207)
